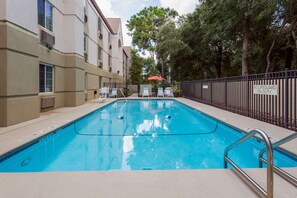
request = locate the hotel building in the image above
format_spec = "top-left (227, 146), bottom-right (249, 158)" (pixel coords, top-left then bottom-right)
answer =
top-left (0, 0), bottom-right (131, 127)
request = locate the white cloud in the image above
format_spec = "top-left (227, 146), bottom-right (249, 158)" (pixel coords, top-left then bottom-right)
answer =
top-left (160, 0), bottom-right (198, 15)
top-left (95, 0), bottom-right (119, 17)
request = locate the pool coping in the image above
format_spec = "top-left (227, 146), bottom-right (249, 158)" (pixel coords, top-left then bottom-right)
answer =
top-left (0, 97), bottom-right (296, 198)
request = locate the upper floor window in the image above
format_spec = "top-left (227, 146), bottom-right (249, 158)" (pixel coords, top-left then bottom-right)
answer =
top-left (84, 34), bottom-right (88, 62)
top-left (38, 0), bottom-right (53, 32)
top-left (108, 32), bottom-right (111, 43)
top-left (108, 55), bottom-right (111, 66)
top-left (84, 34), bottom-right (87, 52)
top-left (98, 46), bottom-right (102, 60)
top-left (98, 18), bottom-right (102, 32)
top-left (39, 63), bottom-right (53, 93)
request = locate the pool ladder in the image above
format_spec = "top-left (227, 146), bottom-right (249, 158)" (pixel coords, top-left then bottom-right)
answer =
top-left (224, 129), bottom-right (297, 198)
top-left (259, 132), bottom-right (297, 187)
top-left (119, 88), bottom-right (127, 101)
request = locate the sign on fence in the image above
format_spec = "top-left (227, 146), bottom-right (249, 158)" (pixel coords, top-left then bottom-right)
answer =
top-left (203, 85), bottom-right (208, 89)
top-left (253, 85), bottom-right (278, 96)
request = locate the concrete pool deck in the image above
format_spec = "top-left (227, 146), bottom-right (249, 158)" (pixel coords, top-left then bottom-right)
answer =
top-left (0, 97), bottom-right (296, 198)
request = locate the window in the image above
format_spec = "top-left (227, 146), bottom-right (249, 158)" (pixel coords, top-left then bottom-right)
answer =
top-left (39, 63), bottom-right (53, 92)
top-left (84, 34), bottom-right (87, 52)
top-left (98, 46), bottom-right (102, 60)
top-left (108, 55), bottom-right (111, 66)
top-left (99, 77), bottom-right (102, 89)
top-left (84, 34), bottom-right (88, 62)
top-left (108, 32), bottom-right (111, 43)
top-left (98, 18), bottom-right (102, 32)
top-left (38, 0), bottom-right (53, 32)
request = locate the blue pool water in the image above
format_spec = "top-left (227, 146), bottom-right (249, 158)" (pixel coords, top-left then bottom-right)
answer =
top-left (0, 100), bottom-right (296, 172)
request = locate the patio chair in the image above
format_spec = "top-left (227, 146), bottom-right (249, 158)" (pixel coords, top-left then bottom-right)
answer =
top-left (164, 87), bottom-right (174, 97)
top-left (99, 87), bottom-right (108, 103)
top-left (109, 88), bottom-right (118, 98)
top-left (157, 87), bottom-right (164, 97)
top-left (142, 87), bottom-right (149, 97)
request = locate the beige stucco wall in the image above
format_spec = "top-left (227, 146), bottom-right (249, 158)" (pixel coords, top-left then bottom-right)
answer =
top-left (0, 22), bottom-right (40, 126)
top-left (0, 0), bottom-right (128, 126)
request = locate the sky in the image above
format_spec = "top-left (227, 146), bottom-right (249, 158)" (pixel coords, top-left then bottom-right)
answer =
top-left (95, 0), bottom-right (199, 47)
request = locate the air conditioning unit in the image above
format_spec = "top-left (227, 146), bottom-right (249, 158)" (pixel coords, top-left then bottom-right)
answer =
top-left (84, 14), bottom-right (88, 23)
top-left (41, 96), bottom-right (55, 109)
top-left (98, 61), bottom-right (103, 68)
top-left (99, 33), bottom-right (103, 40)
top-left (84, 53), bottom-right (88, 62)
top-left (40, 29), bottom-right (55, 48)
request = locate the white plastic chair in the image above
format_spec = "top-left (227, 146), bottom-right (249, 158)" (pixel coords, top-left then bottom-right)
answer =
top-left (109, 88), bottom-right (118, 98)
top-left (100, 87), bottom-right (109, 98)
top-left (164, 87), bottom-right (174, 97)
top-left (157, 87), bottom-right (164, 97)
top-left (99, 87), bottom-right (109, 103)
top-left (142, 87), bottom-right (149, 97)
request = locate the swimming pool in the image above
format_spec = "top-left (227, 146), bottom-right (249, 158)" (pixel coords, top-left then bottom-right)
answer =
top-left (0, 99), bottom-right (296, 172)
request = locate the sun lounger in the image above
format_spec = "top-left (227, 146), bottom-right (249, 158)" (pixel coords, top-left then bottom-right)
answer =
top-left (109, 88), bottom-right (118, 98)
top-left (142, 87), bottom-right (149, 97)
top-left (157, 87), bottom-right (164, 97)
top-left (164, 87), bottom-right (174, 97)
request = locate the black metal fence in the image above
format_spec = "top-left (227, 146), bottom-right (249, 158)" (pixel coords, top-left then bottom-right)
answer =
top-left (181, 69), bottom-right (297, 132)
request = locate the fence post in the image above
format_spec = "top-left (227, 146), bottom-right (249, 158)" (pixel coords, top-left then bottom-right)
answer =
top-left (284, 68), bottom-right (289, 128)
top-left (201, 82), bottom-right (203, 102)
top-left (210, 81), bottom-right (213, 105)
top-left (225, 77), bottom-right (227, 109)
top-left (247, 75), bottom-right (250, 117)
top-left (193, 82), bottom-right (196, 99)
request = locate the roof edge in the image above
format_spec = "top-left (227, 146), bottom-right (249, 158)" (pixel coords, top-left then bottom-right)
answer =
top-left (90, 0), bottom-right (114, 34)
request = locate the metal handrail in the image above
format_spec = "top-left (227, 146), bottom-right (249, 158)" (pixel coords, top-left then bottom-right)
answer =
top-left (119, 88), bottom-right (127, 101)
top-left (224, 129), bottom-right (274, 198)
top-left (259, 133), bottom-right (297, 187)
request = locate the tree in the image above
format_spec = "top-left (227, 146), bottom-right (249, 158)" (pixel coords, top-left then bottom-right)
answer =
top-left (266, 0), bottom-right (297, 72)
top-left (127, 6), bottom-right (178, 60)
top-left (156, 22), bottom-right (191, 79)
top-left (130, 50), bottom-right (144, 84)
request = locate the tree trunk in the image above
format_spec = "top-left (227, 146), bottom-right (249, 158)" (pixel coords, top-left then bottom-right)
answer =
top-left (215, 45), bottom-right (223, 78)
top-left (160, 58), bottom-right (164, 77)
top-left (293, 31), bottom-right (297, 48)
top-left (266, 36), bottom-right (277, 73)
top-left (242, 17), bottom-right (249, 76)
top-left (271, 57), bottom-right (279, 72)
top-left (285, 47), bottom-right (293, 70)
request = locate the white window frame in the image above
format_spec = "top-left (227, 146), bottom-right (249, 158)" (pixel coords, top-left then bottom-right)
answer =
top-left (40, 63), bottom-right (54, 93)
top-left (38, 0), bottom-right (54, 32)
top-left (45, 0), bottom-right (54, 32)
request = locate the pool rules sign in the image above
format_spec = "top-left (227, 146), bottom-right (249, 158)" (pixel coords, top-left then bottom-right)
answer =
top-left (253, 85), bottom-right (278, 96)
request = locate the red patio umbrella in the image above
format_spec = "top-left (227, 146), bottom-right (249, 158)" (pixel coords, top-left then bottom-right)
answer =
top-left (148, 76), bottom-right (165, 81)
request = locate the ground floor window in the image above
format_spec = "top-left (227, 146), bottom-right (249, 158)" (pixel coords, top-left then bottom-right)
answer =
top-left (39, 63), bottom-right (53, 92)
